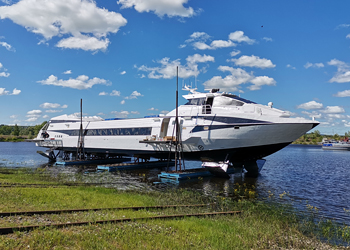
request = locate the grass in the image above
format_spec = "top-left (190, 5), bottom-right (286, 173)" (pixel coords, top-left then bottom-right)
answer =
top-left (0, 167), bottom-right (349, 249)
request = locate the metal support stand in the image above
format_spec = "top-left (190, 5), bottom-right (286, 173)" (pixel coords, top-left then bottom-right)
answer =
top-left (76, 99), bottom-right (85, 160)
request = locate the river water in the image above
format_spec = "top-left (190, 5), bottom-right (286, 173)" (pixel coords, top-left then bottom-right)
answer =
top-left (0, 142), bottom-right (349, 226)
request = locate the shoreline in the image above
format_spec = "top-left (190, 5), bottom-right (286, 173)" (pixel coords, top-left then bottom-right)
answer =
top-left (0, 167), bottom-right (349, 249)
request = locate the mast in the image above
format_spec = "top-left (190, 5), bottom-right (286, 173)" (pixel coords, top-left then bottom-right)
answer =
top-left (175, 66), bottom-right (183, 171)
top-left (77, 99), bottom-right (85, 160)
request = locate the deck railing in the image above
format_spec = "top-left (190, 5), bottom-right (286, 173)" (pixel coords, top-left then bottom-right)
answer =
top-left (202, 104), bottom-right (211, 114)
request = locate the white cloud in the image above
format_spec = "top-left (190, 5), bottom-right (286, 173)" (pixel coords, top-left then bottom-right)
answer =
top-left (0, 88), bottom-right (9, 95)
top-left (63, 70), bottom-right (72, 74)
top-left (160, 110), bottom-right (169, 114)
top-left (0, 72), bottom-right (10, 77)
top-left (193, 41), bottom-right (212, 50)
top-left (111, 110), bottom-right (129, 118)
top-left (186, 54), bottom-right (215, 65)
top-left (138, 55), bottom-right (214, 79)
top-left (110, 90), bottom-right (121, 96)
top-left (131, 111), bottom-right (139, 115)
top-left (228, 31), bottom-right (255, 44)
top-left (328, 59), bottom-right (350, 83)
top-left (209, 40), bottom-right (236, 49)
top-left (148, 107), bottom-right (158, 111)
top-left (301, 111), bottom-right (322, 119)
top-left (11, 88), bottom-right (21, 95)
top-left (262, 37), bottom-right (273, 42)
top-left (334, 90), bottom-right (350, 97)
top-left (56, 35), bottom-right (110, 51)
top-left (0, 0), bottom-right (127, 51)
top-left (297, 101), bottom-right (323, 110)
top-left (0, 41), bottom-right (15, 51)
top-left (248, 76), bottom-right (276, 90)
top-left (125, 90), bottom-right (142, 99)
top-left (27, 110), bottom-right (42, 116)
top-left (120, 100), bottom-right (125, 105)
top-left (38, 75), bottom-right (110, 90)
top-left (117, 0), bottom-right (196, 18)
top-left (189, 32), bottom-right (210, 40)
top-left (0, 87), bottom-right (21, 95)
top-left (203, 66), bottom-right (252, 92)
top-left (186, 32), bottom-right (239, 50)
top-left (26, 117), bottom-right (39, 122)
top-left (185, 32), bottom-right (210, 44)
top-left (45, 109), bottom-right (63, 113)
top-left (40, 102), bottom-right (66, 109)
top-left (26, 109), bottom-right (42, 121)
top-left (10, 115), bottom-right (17, 119)
top-left (304, 62), bottom-right (324, 69)
top-left (0, 62), bottom-right (10, 77)
top-left (193, 40), bottom-right (236, 50)
top-left (286, 64), bottom-right (296, 70)
top-left (230, 50), bottom-right (241, 57)
top-left (326, 114), bottom-right (346, 119)
top-left (230, 55), bottom-right (275, 69)
top-left (347, 34), bottom-right (350, 39)
top-left (99, 90), bottom-right (121, 96)
top-left (321, 106), bottom-right (345, 114)
top-left (120, 71), bottom-right (126, 75)
top-left (336, 24), bottom-right (350, 29)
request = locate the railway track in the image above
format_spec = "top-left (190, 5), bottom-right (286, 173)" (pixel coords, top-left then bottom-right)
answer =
top-left (0, 203), bottom-right (214, 217)
top-left (0, 182), bottom-right (121, 188)
top-left (0, 210), bottom-right (241, 235)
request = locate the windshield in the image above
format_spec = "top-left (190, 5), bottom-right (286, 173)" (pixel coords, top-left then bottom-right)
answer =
top-left (185, 98), bottom-right (206, 105)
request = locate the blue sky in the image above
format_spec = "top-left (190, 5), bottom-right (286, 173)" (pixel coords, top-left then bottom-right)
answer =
top-left (1, 0), bottom-right (350, 135)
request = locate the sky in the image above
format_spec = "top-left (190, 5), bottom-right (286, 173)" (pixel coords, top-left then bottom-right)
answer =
top-left (1, 0), bottom-right (350, 135)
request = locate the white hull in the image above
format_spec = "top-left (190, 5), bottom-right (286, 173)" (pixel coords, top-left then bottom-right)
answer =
top-left (35, 88), bottom-right (319, 169)
top-left (322, 143), bottom-right (350, 151)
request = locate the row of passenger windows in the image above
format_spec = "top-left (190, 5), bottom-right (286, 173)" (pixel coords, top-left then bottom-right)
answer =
top-left (55, 127), bottom-right (152, 136)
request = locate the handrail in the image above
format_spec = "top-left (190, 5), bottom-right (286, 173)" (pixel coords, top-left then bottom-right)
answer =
top-left (202, 104), bottom-right (211, 114)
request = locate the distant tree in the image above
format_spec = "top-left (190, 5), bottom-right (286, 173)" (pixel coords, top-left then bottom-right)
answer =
top-left (334, 133), bottom-right (340, 141)
top-left (313, 130), bottom-right (321, 137)
top-left (12, 124), bottom-right (20, 136)
top-left (345, 131), bottom-right (350, 137)
top-left (0, 125), bottom-right (12, 135)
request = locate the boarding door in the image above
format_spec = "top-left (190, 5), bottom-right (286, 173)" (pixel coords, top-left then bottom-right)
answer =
top-left (160, 118), bottom-right (170, 139)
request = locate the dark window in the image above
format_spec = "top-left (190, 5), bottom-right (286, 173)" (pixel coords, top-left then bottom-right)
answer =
top-left (56, 127), bottom-right (152, 136)
top-left (185, 98), bottom-right (206, 105)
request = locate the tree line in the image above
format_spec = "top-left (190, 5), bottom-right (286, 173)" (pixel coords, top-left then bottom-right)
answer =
top-left (293, 130), bottom-right (350, 145)
top-left (0, 122), bottom-right (47, 141)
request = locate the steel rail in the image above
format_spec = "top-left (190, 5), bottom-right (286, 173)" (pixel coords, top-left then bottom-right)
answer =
top-left (0, 203), bottom-right (215, 217)
top-left (0, 210), bottom-right (241, 235)
top-left (0, 182), bottom-right (123, 188)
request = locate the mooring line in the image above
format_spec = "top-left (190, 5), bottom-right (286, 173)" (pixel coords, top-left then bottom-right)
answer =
top-left (0, 203), bottom-right (215, 217)
top-left (0, 211), bottom-right (241, 235)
